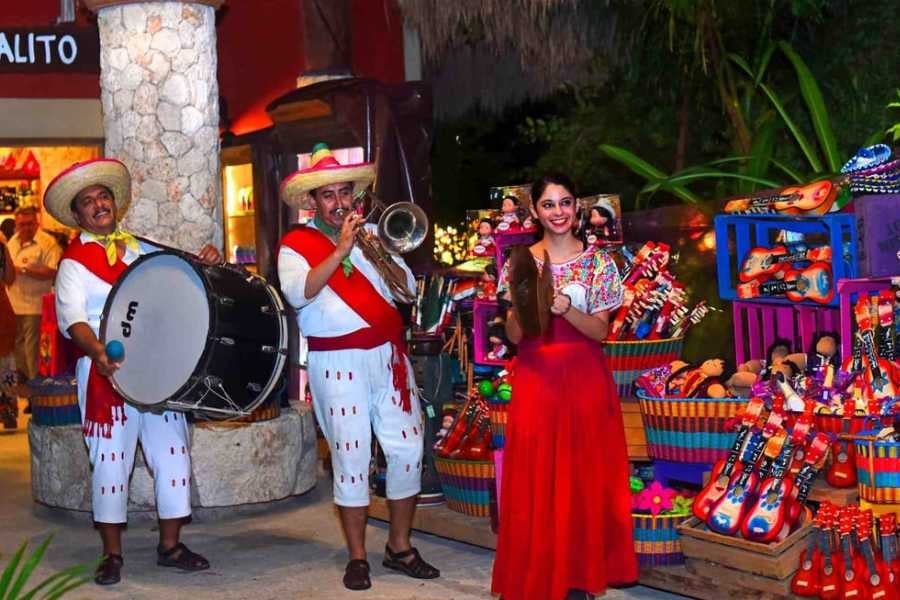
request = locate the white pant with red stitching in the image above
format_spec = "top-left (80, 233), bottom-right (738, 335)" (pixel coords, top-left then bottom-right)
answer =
top-left (307, 342), bottom-right (423, 507)
top-left (77, 358), bottom-right (192, 524)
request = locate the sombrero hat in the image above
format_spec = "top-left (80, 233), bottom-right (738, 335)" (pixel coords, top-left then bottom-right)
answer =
top-left (43, 158), bottom-right (131, 228)
top-left (280, 143), bottom-right (375, 210)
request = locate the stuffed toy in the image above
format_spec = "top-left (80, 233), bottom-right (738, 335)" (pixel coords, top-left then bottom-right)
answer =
top-left (678, 358), bottom-right (735, 398)
top-left (487, 315), bottom-right (509, 361)
top-left (729, 339), bottom-right (806, 393)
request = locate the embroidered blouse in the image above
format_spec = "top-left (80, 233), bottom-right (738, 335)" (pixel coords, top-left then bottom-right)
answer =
top-left (498, 246), bottom-right (624, 314)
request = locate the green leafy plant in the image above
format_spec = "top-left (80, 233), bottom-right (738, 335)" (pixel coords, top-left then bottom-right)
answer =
top-left (600, 42), bottom-right (845, 207)
top-left (888, 89), bottom-right (900, 141)
top-left (1, 536), bottom-right (94, 599)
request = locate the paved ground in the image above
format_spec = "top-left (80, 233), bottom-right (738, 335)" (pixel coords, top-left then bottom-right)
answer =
top-left (1, 402), bottom-right (686, 599)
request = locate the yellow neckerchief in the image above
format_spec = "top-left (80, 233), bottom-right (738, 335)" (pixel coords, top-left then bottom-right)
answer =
top-left (81, 228), bottom-right (139, 266)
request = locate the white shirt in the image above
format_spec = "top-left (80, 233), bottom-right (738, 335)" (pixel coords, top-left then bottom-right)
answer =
top-left (55, 232), bottom-right (158, 339)
top-left (6, 229), bottom-right (62, 315)
top-left (277, 223), bottom-right (415, 338)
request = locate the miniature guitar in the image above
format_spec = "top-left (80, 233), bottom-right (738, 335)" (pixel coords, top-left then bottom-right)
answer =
top-left (671, 301), bottom-right (712, 338)
top-left (781, 433), bottom-right (830, 538)
top-left (856, 294), bottom-right (897, 399)
top-left (839, 511), bottom-right (867, 600)
top-left (608, 279), bottom-right (650, 340)
top-left (819, 506), bottom-right (842, 600)
top-left (739, 244), bottom-right (833, 282)
top-left (736, 262), bottom-right (834, 304)
top-left (707, 419), bottom-right (786, 535)
top-left (435, 397), bottom-right (479, 457)
top-left (741, 429), bottom-right (797, 542)
top-left (879, 514), bottom-right (900, 597)
top-left (825, 397), bottom-right (858, 488)
top-left (724, 180), bottom-right (838, 215)
top-left (857, 511), bottom-right (896, 600)
top-left (693, 397), bottom-right (767, 521)
top-left (792, 505), bottom-right (826, 596)
top-left (878, 290), bottom-right (897, 362)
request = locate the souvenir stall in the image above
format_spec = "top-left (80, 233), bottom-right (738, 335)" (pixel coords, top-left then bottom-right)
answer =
top-left (397, 144), bottom-right (900, 599)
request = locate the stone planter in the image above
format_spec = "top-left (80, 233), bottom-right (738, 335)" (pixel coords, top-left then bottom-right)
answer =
top-left (29, 405), bottom-right (318, 515)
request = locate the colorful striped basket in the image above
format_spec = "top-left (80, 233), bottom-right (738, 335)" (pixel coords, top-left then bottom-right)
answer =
top-left (434, 456), bottom-right (495, 517)
top-left (632, 512), bottom-right (688, 567)
top-left (853, 430), bottom-right (900, 504)
top-left (603, 337), bottom-right (684, 398)
top-left (27, 377), bottom-right (80, 427)
top-left (636, 391), bottom-right (746, 464)
top-left (488, 397), bottom-right (509, 449)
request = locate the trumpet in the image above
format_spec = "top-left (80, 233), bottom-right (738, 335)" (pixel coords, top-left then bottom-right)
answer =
top-left (335, 190), bottom-right (428, 303)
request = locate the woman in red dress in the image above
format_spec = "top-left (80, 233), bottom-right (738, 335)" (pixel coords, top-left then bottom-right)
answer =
top-left (492, 173), bottom-right (637, 600)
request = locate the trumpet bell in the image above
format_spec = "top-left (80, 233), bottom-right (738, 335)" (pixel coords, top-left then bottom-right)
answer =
top-left (377, 202), bottom-right (428, 254)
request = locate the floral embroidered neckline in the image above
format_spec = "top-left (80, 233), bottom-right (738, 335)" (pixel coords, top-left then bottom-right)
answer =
top-left (531, 247), bottom-right (590, 266)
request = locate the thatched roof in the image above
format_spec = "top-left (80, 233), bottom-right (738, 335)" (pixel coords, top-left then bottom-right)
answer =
top-left (398, 0), bottom-right (622, 118)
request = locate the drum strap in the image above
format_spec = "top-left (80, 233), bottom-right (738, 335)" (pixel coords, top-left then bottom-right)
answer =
top-left (279, 226), bottom-right (413, 413)
top-left (62, 237), bottom-right (130, 438)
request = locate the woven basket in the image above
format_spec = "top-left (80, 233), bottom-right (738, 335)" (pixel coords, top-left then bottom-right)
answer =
top-left (27, 378), bottom-right (80, 427)
top-left (434, 456), bottom-right (495, 517)
top-left (853, 430), bottom-right (900, 504)
top-left (637, 391), bottom-right (746, 463)
top-left (632, 512), bottom-right (688, 567)
top-left (603, 337), bottom-right (684, 397)
top-left (488, 397), bottom-right (509, 449)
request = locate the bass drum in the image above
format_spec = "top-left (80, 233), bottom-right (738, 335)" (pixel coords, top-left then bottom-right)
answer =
top-left (100, 251), bottom-right (287, 419)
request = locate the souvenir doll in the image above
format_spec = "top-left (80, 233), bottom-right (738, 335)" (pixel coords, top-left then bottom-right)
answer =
top-left (472, 219), bottom-right (495, 257)
top-left (585, 199), bottom-right (618, 246)
top-left (679, 358), bottom-right (735, 398)
top-left (495, 195), bottom-right (522, 232)
top-left (487, 315), bottom-right (509, 361)
top-left (477, 263), bottom-right (498, 301)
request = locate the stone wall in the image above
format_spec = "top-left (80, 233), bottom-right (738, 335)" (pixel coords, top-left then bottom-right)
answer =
top-left (97, 2), bottom-right (223, 251)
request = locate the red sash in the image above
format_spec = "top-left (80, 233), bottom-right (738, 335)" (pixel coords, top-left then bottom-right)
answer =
top-left (278, 226), bottom-right (413, 413)
top-left (62, 237), bottom-right (130, 438)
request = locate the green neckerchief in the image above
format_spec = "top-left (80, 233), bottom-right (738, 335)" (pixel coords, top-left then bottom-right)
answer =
top-left (314, 214), bottom-right (353, 276)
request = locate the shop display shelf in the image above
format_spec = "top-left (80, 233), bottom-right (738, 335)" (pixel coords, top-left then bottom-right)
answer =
top-left (472, 299), bottom-right (504, 366)
top-left (732, 300), bottom-right (839, 365)
top-left (714, 213), bottom-right (858, 307)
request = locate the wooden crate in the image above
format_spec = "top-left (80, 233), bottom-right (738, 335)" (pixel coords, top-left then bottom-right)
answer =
top-left (621, 397), bottom-right (648, 461)
top-left (677, 516), bottom-right (810, 581)
top-left (641, 562), bottom-right (795, 600)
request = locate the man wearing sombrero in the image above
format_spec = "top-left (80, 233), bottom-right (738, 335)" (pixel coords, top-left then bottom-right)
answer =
top-left (278, 144), bottom-right (439, 591)
top-left (48, 159), bottom-right (220, 585)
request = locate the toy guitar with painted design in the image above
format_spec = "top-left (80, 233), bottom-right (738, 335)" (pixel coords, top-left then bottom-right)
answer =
top-left (819, 506), bottom-right (842, 600)
top-left (723, 180), bottom-right (838, 215)
top-left (856, 294), bottom-right (897, 399)
top-left (739, 244), bottom-right (833, 282)
top-left (737, 261), bottom-right (834, 304)
top-left (707, 415), bottom-right (786, 535)
top-left (435, 396), bottom-right (479, 457)
top-left (878, 290), bottom-right (897, 362)
top-left (878, 514), bottom-right (900, 597)
top-left (692, 397), bottom-right (767, 521)
top-left (608, 279), bottom-right (650, 340)
top-left (825, 397), bottom-right (859, 488)
top-left (780, 433), bottom-right (830, 540)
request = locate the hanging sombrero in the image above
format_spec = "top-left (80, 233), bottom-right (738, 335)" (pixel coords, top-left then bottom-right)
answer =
top-left (279, 143), bottom-right (375, 210)
top-left (43, 158), bottom-right (131, 228)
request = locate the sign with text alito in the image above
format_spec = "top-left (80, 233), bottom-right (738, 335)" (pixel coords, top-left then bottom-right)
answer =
top-left (0, 27), bottom-right (99, 74)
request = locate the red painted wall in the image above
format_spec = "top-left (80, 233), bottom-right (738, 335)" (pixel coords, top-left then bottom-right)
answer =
top-left (0, 0), bottom-right (99, 99)
top-left (350, 0), bottom-right (405, 84)
top-left (216, 0), bottom-right (306, 136)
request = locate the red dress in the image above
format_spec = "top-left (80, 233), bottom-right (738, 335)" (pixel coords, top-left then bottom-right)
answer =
top-left (492, 249), bottom-right (637, 599)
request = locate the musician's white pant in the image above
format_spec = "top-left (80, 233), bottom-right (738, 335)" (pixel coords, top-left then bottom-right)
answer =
top-left (307, 342), bottom-right (423, 507)
top-left (77, 358), bottom-right (192, 524)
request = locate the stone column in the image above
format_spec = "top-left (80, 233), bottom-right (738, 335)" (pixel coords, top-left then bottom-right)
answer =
top-left (84, 0), bottom-right (223, 250)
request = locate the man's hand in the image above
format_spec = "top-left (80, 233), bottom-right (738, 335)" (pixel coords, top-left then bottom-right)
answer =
top-left (335, 213), bottom-right (362, 259)
top-left (196, 244), bottom-right (222, 265)
top-left (90, 344), bottom-right (120, 377)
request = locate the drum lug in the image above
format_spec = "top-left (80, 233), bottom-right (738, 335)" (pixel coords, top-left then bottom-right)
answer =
top-left (213, 295), bottom-right (236, 307)
top-left (211, 336), bottom-right (236, 346)
top-left (246, 382), bottom-right (262, 393)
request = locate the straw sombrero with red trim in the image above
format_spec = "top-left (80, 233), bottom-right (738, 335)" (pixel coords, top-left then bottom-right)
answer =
top-left (43, 158), bottom-right (131, 228)
top-left (280, 143), bottom-right (375, 210)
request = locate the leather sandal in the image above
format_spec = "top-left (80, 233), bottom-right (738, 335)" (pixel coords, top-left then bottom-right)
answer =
top-left (382, 545), bottom-right (440, 579)
top-left (94, 553), bottom-right (123, 585)
top-left (343, 559), bottom-right (371, 591)
top-left (156, 542), bottom-right (210, 571)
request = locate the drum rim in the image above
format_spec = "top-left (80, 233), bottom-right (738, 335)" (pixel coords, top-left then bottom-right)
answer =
top-left (100, 249), bottom-right (214, 409)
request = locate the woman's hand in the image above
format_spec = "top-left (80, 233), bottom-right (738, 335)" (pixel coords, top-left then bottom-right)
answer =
top-left (196, 244), bottom-right (222, 265)
top-left (550, 291), bottom-right (572, 315)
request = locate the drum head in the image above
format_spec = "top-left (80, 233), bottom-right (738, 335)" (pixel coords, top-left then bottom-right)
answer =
top-left (101, 252), bottom-right (210, 406)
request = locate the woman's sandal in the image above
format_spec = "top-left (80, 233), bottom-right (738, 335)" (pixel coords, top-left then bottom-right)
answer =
top-left (156, 542), bottom-right (210, 571)
top-left (94, 554), bottom-right (123, 585)
top-left (382, 545), bottom-right (440, 579)
top-left (343, 559), bottom-right (371, 591)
